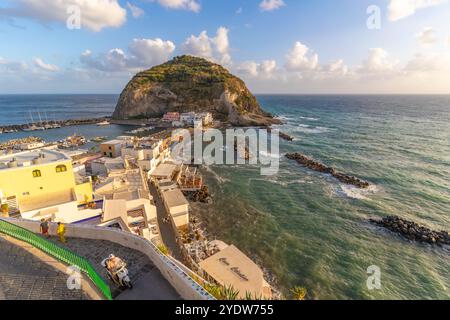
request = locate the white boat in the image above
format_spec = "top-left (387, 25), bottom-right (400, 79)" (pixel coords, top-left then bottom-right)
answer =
top-left (97, 120), bottom-right (110, 126)
top-left (23, 124), bottom-right (39, 131)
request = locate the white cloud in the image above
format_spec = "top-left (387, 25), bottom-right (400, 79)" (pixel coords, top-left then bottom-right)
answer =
top-left (260, 60), bottom-right (277, 76)
top-left (182, 31), bottom-right (214, 59)
top-left (214, 27), bottom-right (231, 64)
top-left (416, 27), bottom-right (437, 44)
top-left (388, 0), bottom-right (447, 21)
top-left (321, 60), bottom-right (349, 77)
top-left (0, 0), bottom-right (127, 32)
top-left (182, 27), bottom-right (231, 64)
top-left (127, 2), bottom-right (145, 18)
top-left (404, 53), bottom-right (450, 72)
top-left (236, 61), bottom-right (259, 77)
top-left (80, 38), bottom-right (175, 72)
top-left (285, 41), bottom-right (319, 72)
top-left (358, 48), bottom-right (399, 75)
top-left (129, 38), bottom-right (176, 66)
top-left (0, 57), bottom-right (28, 73)
top-left (236, 60), bottom-right (278, 79)
top-left (152, 0), bottom-right (200, 12)
top-left (33, 58), bottom-right (60, 72)
top-left (259, 0), bottom-right (286, 12)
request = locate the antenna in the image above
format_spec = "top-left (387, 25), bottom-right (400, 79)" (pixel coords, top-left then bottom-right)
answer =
top-left (29, 110), bottom-right (34, 124)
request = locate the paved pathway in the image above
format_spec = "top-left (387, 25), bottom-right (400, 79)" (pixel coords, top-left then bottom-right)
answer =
top-left (0, 234), bottom-right (89, 300)
top-left (49, 237), bottom-right (180, 300)
top-left (149, 181), bottom-right (184, 262)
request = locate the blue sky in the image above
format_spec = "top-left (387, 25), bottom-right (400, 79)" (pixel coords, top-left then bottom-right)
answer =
top-left (0, 0), bottom-right (449, 94)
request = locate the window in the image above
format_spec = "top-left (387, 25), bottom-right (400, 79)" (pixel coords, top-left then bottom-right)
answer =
top-left (32, 170), bottom-right (41, 178)
top-left (56, 165), bottom-right (67, 173)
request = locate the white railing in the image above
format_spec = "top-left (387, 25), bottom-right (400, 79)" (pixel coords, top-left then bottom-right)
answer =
top-left (1, 217), bottom-right (214, 300)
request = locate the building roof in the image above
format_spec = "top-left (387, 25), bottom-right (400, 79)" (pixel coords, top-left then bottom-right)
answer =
top-left (161, 188), bottom-right (189, 208)
top-left (101, 139), bottom-right (124, 146)
top-left (102, 199), bottom-right (128, 222)
top-left (0, 148), bottom-right (70, 170)
top-left (150, 163), bottom-right (178, 178)
top-left (113, 189), bottom-right (149, 201)
top-left (199, 245), bottom-right (268, 299)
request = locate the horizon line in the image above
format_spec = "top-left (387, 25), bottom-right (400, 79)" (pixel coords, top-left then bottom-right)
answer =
top-left (1, 93), bottom-right (450, 96)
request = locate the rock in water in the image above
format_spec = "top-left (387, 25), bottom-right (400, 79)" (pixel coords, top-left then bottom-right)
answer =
top-left (113, 55), bottom-right (280, 127)
top-left (370, 216), bottom-right (450, 246)
top-left (286, 152), bottom-right (370, 189)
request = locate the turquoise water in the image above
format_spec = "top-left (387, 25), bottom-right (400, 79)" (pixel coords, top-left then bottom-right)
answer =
top-left (1, 94), bottom-right (449, 299)
top-left (192, 95), bottom-right (450, 300)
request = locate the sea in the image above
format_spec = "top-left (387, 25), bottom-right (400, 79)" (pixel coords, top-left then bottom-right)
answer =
top-left (1, 94), bottom-right (449, 299)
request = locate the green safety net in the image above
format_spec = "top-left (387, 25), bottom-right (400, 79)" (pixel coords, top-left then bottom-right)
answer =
top-left (0, 219), bottom-right (112, 300)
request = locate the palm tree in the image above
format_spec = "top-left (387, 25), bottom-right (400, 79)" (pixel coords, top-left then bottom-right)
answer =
top-left (204, 284), bottom-right (240, 300)
top-left (219, 285), bottom-right (240, 300)
top-left (290, 286), bottom-right (307, 300)
top-left (1, 203), bottom-right (8, 215)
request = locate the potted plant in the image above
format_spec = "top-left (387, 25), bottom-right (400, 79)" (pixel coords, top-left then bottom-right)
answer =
top-left (1, 203), bottom-right (9, 214)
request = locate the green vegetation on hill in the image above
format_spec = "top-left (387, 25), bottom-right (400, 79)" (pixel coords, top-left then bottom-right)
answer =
top-left (113, 55), bottom-right (276, 126)
top-left (135, 55), bottom-right (234, 84)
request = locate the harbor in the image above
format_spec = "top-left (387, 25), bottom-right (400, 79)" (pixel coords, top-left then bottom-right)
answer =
top-left (0, 116), bottom-right (111, 135)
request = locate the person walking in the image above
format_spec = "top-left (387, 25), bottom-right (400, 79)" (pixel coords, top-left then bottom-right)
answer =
top-left (40, 218), bottom-right (50, 238)
top-left (56, 222), bottom-right (66, 243)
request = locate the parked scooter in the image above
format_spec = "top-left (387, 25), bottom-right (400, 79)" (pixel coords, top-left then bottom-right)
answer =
top-left (101, 254), bottom-right (133, 289)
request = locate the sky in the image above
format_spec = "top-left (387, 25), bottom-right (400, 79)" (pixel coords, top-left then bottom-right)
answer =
top-left (0, 0), bottom-right (449, 94)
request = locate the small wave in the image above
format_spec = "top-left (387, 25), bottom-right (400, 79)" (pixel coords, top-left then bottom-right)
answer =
top-left (294, 126), bottom-right (334, 134)
top-left (203, 165), bottom-right (230, 184)
top-left (259, 150), bottom-right (281, 159)
top-left (298, 124), bottom-right (310, 128)
top-left (339, 184), bottom-right (378, 200)
top-left (299, 116), bottom-right (319, 121)
top-left (248, 177), bottom-right (307, 187)
top-left (275, 115), bottom-right (295, 121)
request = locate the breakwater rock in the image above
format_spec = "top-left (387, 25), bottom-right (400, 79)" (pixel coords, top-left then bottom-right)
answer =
top-left (370, 216), bottom-right (450, 246)
top-left (0, 117), bottom-right (111, 134)
top-left (0, 136), bottom-right (44, 150)
top-left (279, 132), bottom-right (294, 141)
top-left (266, 128), bottom-right (294, 141)
top-left (189, 186), bottom-right (212, 203)
top-left (285, 152), bottom-right (370, 188)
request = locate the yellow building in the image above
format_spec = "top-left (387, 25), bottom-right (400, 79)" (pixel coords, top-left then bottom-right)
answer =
top-left (100, 139), bottom-right (125, 158)
top-left (0, 148), bottom-right (93, 216)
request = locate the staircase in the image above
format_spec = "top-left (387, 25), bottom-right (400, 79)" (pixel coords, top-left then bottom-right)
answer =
top-left (5, 196), bottom-right (20, 217)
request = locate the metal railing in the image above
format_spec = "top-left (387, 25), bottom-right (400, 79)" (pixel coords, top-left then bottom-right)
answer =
top-left (0, 219), bottom-right (112, 300)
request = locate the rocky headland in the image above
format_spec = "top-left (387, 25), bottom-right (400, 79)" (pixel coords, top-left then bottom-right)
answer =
top-left (112, 55), bottom-right (281, 127)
